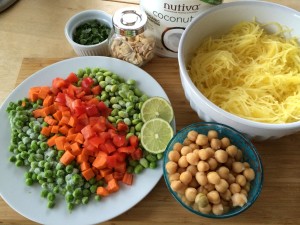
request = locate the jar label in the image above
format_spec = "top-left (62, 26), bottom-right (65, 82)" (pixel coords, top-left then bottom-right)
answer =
top-left (140, 0), bottom-right (222, 58)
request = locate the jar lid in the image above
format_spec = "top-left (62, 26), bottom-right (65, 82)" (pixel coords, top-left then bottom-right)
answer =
top-left (112, 7), bottom-right (147, 37)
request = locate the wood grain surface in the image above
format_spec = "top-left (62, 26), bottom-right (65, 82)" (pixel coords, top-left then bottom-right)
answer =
top-left (0, 57), bottom-right (299, 225)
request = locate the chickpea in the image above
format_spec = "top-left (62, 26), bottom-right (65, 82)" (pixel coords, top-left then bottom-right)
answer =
top-left (212, 203), bottom-right (224, 215)
top-left (236, 174), bottom-right (247, 187)
top-left (178, 156), bottom-right (189, 168)
top-left (220, 189), bottom-right (232, 201)
top-left (197, 161), bottom-right (209, 172)
top-left (195, 171), bottom-right (208, 186)
top-left (210, 138), bottom-right (222, 150)
top-left (185, 187), bottom-right (198, 202)
top-left (169, 172), bottom-right (180, 182)
top-left (189, 177), bottom-right (200, 188)
top-left (204, 183), bottom-right (215, 192)
top-left (170, 180), bottom-right (185, 192)
top-left (180, 171), bottom-right (192, 185)
top-left (183, 138), bottom-right (192, 146)
top-left (244, 182), bottom-right (251, 192)
top-left (189, 143), bottom-right (199, 150)
top-left (196, 134), bottom-right (209, 146)
top-left (181, 195), bottom-right (192, 206)
top-left (165, 161), bottom-right (178, 174)
top-left (207, 158), bottom-right (218, 170)
top-left (195, 192), bottom-right (209, 208)
top-left (207, 190), bottom-right (220, 204)
top-left (198, 203), bottom-right (212, 214)
top-left (229, 183), bottom-right (241, 194)
top-left (235, 149), bottom-right (243, 161)
top-left (224, 156), bottom-right (235, 169)
top-left (217, 166), bottom-right (230, 180)
top-left (198, 186), bottom-right (208, 195)
top-left (240, 189), bottom-right (248, 197)
top-left (207, 130), bottom-right (218, 140)
top-left (232, 161), bottom-right (245, 173)
top-left (243, 162), bottom-right (250, 168)
top-left (220, 137), bottom-right (231, 149)
top-left (226, 145), bottom-right (238, 157)
top-left (226, 173), bottom-right (236, 184)
top-left (168, 150), bottom-right (180, 162)
top-left (243, 168), bottom-right (255, 181)
top-left (231, 193), bottom-right (247, 207)
top-left (186, 152), bottom-right (199, 165)
top-left (181, 146), bottom-right (193, 156)
top-left (186, 165), bottom-right (198, 176)
top-left (207, 171), bottom-right (221, 185)
top-left (215, 179), bottom-right (229, 193)
top-left (177, 167), bottom-right (186, 174)
top-left (173, 142), bottom-right (183, 152)
top-left (198, 149), bottom-right (210, 160)
top-left (214, 150), bottom-right (228, 163)
top-left (187, 130), bottom-right (198, 142)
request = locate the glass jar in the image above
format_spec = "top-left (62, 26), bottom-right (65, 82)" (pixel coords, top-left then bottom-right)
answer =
top-left (108, 7), bottom-right (155, 67)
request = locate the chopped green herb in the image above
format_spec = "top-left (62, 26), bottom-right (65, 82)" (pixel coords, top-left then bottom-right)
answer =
top-left (73, 20), bottom-right (111, 45)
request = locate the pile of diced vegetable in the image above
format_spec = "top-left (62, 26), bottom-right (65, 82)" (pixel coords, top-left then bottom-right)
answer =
top-left (7, 67), bottom-right (162, 210)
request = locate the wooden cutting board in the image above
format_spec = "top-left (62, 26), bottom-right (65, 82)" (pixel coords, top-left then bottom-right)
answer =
top-left (1, 57), bottom-right (300, 225)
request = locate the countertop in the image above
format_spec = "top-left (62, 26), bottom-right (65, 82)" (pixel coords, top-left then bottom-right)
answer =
top-left (0, 0), bottom-right (300, 225)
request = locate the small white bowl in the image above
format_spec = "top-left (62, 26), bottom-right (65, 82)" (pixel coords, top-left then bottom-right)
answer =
top-left (178, 1), bottom-right (300, 140)
top-left (65, 10), bottom-right (112, 56)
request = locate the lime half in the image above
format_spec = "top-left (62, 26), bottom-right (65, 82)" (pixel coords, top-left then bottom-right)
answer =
top-left (141, 97), bottom-right (174, 123)
top-left (140, 118), bottom-right (174, 154)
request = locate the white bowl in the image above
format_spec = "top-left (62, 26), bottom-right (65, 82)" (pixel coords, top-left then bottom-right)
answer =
top-left (178, 1), bottom-right (300, 140)
top-left (65, 10), bottom-right (112, 56)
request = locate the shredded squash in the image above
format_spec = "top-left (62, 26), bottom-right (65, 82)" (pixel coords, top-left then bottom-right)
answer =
top-left (189, 21), bottom-right (300, 124)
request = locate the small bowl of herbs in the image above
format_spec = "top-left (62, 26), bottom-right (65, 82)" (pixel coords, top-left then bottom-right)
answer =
top-left (65, 10), bottom-right (112, 56)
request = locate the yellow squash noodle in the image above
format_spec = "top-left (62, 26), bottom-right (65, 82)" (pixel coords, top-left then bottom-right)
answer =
top-left (188, 21), bottom-right (300, 124)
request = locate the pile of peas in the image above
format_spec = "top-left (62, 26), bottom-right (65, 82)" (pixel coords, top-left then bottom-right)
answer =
top-left (165, 129), bottom-right (256, 215)
top-left (6, 67), bottom-right (162, 210)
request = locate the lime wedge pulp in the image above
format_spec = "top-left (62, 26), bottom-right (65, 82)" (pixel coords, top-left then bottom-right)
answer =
top-left (140, 118), bottom-right (174, 154)
top-left (141, 97), bottom-right (174, 123)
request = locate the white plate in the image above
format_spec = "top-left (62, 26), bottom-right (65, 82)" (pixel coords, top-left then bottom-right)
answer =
top-left (0, 56), bottom-right (175, 225)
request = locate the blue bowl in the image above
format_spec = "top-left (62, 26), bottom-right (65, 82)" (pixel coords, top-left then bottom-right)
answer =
top-left (163, 122), bottom-right (264, 218)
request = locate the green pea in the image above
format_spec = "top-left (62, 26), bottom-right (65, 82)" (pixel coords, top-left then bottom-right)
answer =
top-left (25, 178), bottom-right (34, 186)
top-left (134, 164), bottom-right (144, 174)
top-left (146, 154), bottom-right (158, 162)
top-left (149, 161), bottom-right (157, 169)
top-left (139, 158), bottom-right (149, 168)
top-left (47, 201), bottom-right (55, 209)
top-left (40, 189), bottom-right (49, 198)
top-left (108, 116), bottom-right (116, 123)
top-left (135, 122), bottom-right (143, 132)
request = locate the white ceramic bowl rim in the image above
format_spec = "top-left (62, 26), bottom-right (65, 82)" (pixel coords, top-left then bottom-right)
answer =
top-left (64, 9), bottom-right (112, 49)
top-left (178, 0), bottom-right (300, 130)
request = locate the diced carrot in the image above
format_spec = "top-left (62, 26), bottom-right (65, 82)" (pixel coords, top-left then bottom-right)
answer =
top-left (51, 125), bottom-right (59, 134)
top-left (80, 161), bottom-right (90, 172)
top-left (55, 136), bottom-right (66, 150)
top-left (28, 87), bottom-right (40, 102)
top-left (95, 174), bottom-right (103, 181)
top-left (60, 150), bottom-right (75, 165)
top-left (82, 168), bottom-right (95, 181)
top-left (62, 110), bottom-right (71, 117)
top-left (64, 141), bottom-right (71, 151)
top-left (96, 186), bottom-right (109, 197)
top-left (58, 125), bottom-right (69, 135)
top-left (44, 116), bottom-right (58, 125)
top-left (92, 153), bottom-right (107, 169)
top-left (113, 171), bottom-right (125, 181)
top-left (104, 173), bottom-right (114, 182)
top-left (67, 127), bottom-right (76, 135)
top-left (70, 142), bottom-right (81, 155)
top-left (40, 126), bottom-right (51, 137)
top-left (59, 115), bottom-right (70, 125)
top-left (52, 110), bottom-right (62, 121)
top-left (38, 86), bottom-right (51, 99)
top-left (43, 105), bottom-right (56, 116)
top-left (66, 133), bottom-right (77, 142)
top-left (74, 133), bottom-right (84, 144)
top-left (43, 95), bottom-right (54, 107)
top-left (32, 108), bottom-right (45, 118)
top-left (122, 173), bottom-right (133, 185)
top-left (76, 153), bottom-right (88, 164)
top-left (68, 116), bottom-right (77, 127)
top-left (99, 168), bottom-right (112, 177)
top-left (106, 178), bottom-right (119, 193)
top-left (47, 134), bottom-right (58, 147)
